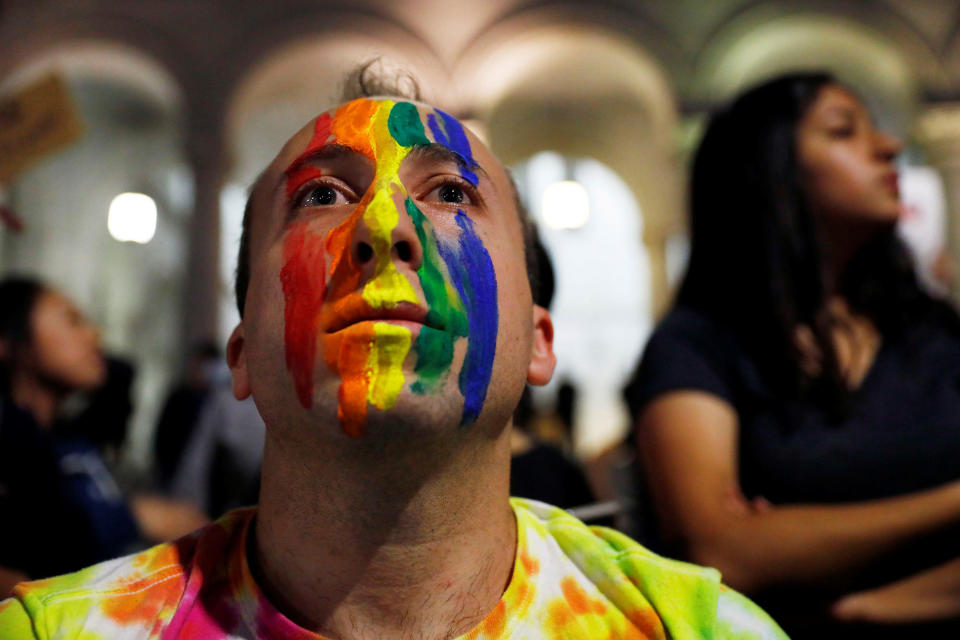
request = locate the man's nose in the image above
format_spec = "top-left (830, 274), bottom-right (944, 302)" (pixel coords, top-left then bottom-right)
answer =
top-left (350, 199), bottom-right (423, 274)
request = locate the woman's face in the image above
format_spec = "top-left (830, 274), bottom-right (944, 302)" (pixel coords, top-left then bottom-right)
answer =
top-left (26, 290), bottom-right (105, 392)
top-left (796, 84), bottom-right (902, 224)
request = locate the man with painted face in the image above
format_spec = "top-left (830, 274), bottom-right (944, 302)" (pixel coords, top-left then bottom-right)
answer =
top-left (0, 74), bottom-right (787, 639)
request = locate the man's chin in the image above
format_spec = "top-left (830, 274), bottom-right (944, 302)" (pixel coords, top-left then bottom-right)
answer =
top-left (353, 390), bottom-right (466, 438)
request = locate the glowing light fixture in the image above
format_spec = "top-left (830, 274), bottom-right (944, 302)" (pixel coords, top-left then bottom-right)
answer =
top-left (108, 192), bottom-right (157, 244)
top-left (541, 180), bottom-right (590, 230)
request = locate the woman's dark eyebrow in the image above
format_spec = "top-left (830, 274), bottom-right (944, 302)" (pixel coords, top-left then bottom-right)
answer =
top-left (822, 105), bottom-right (857, 120)
top-left (406, 143), bottom-right (489, 181)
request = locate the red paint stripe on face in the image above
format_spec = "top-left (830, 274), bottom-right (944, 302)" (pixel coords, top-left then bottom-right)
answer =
top-left (281, 222), bottom-right (327, 408)
top-left (284, 113), bottom-right (334, 202)
top-left (284, 166), bottom-right (325, 201)
top-left (291, 113), bottom-right (333, 165)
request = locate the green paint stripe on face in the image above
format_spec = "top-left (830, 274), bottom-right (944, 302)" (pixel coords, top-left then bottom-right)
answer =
top-left (411, 326), bottom-right (454, 394)
top-left (407, 198), bottom-right (467, 334)
top-left (407, 197), bottom-right (467, 393)
top-left (388, 102), bottom-right (431, 147)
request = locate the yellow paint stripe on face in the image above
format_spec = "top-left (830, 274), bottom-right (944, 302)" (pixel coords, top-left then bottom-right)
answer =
top-left (362, 187), bottom-right (419, 308)
top-left (360, 100), bottom-right (420, 309)
top-left (367, 322), bottom-right (412, 410)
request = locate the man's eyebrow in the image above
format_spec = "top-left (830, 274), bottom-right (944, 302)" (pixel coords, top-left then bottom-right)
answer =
top-left (284, 143), bottom-right (364, 175)
top-left (406, 143), bottom-right (489, 181)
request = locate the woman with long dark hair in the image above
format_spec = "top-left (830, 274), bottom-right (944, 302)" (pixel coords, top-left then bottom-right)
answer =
top-left (0, 276), bottom-right (207, 596)
top-left (627, 73), bottom-right (960, 636)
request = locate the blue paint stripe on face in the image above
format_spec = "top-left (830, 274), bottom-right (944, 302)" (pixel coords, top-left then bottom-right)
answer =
top-left (427, 111), bottom-right (479, 187)
top-left (436, 211), bottom-right (498, 425)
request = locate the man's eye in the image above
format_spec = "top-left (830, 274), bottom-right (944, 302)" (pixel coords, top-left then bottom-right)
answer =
top-left (298, 185), bottom-right (345, 207)
top-left (422, 180), bottom-right (477, 206)
top-left (438, 184), bottom-right (465, 204)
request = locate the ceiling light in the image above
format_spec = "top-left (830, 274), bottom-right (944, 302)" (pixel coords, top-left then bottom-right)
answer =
top-left (541, 180), bottom-right (589, 230)
top-left (108, 192), bottom-right (157, 244)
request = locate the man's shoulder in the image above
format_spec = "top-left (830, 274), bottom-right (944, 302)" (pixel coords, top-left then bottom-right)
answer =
top-left (511, 497), bottom-right (721, 582)
top-left (510, 498), bottom-right (787, 639)
top-left (0, 539), bottom-right (191, 639)
top-left (0, 508), bottom-right (253, 639)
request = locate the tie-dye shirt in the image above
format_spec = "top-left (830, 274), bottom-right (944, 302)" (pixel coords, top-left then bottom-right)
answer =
top-left (0, 498), bottom-right (785, 639)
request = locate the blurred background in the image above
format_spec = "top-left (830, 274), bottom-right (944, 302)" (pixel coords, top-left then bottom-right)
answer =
top-left (0, 0), bottom-right (957, 485)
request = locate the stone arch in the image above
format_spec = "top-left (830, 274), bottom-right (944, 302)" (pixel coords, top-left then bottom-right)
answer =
top-left (692, 4), bottom-right (943, 133)
top-left (0, 40), bottom-right (183, 115)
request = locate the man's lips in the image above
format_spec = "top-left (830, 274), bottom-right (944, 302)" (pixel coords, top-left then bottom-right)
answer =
top-left (323, 296), bottom-right (436, 333)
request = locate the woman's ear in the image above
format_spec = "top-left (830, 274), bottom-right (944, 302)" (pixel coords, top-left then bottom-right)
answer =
top-left (527, 305), bottom-right (556, 386)
top-left (226, 324), bottom-right (251, 400)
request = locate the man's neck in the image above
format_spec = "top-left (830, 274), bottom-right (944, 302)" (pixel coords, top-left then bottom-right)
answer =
top-left (253, 428), bottom-right (516, 640)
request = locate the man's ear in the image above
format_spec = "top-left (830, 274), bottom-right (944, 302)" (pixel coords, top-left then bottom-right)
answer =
top-left (527, 304), bottom-right (556, 386)
top-left (226, 324), bottom-right (252, 400)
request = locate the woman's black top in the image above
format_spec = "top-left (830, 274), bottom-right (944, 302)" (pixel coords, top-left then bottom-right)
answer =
top-left (0, 398), bottom-right (140, 579)
top-left (626, 305), bottom-right (960, 638)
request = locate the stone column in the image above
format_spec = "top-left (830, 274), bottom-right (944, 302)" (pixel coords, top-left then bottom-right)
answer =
top-left (915, 103), bottom-right (960, 303)
top-left (181, 108), bottom-right (227, 353)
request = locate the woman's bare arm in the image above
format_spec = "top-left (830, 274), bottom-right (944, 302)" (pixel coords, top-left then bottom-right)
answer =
top-left (639, 390), bottom-right (960, 593)
top-left (831, 557), bottom-right (960, 623)
top-left (0, 566), bottom-right (28, 598)
top-left (130, 495), bottom-right (210, 543)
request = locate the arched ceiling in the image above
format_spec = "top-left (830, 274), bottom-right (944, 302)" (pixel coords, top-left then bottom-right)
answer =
top-left (0, 41), bottom-right (182, 115)
top-left (5, 0), bottom-right (960, 120)
top-left (693, 14), bottom-right (921, 133)
top-left (457, 22), bottom-right (675, 134)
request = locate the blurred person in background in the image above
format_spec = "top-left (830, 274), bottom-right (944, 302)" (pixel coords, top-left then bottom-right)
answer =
top-left (510, 236), bottom-right (596, 511)
top-left (626, 72), bottom-right (960, 637)
top-left (63, 355), bottom-right (136, 464)
top-left (158, 339), bottom-right (266, 519)
top-left (0, 276), bottom-right (207, 597)
top-left (153, 341), bottom-right (224, 489)
top-left (167, 384), bottom-right (265, 518)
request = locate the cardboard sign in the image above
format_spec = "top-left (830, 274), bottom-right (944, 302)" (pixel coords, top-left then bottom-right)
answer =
top-left (0, 73), bottom-right (83, 183)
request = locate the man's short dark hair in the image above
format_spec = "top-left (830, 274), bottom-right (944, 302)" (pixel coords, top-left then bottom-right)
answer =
top-left (234, 62), bottom-right (541, 317)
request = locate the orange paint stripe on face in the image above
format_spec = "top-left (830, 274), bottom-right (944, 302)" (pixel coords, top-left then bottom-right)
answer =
top-left (324, 184), bottom-right (371, 292)
top-left (322, 100), bottom-right (379, 282)
top-left (330, 99), bottom-right (379, 157)
top-left (323, 324), bottom-right (375, 438)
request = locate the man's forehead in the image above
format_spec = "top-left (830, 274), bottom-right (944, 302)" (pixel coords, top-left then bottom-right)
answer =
top-left (272, 97), bottom-right (500, 173)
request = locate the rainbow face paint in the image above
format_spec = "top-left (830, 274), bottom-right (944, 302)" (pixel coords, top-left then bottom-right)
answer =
top-left (279, 99), bottom-right (499, 436)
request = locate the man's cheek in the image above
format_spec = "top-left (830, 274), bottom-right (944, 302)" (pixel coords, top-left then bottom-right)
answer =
top-left (280, 221), bottom-right (328, 408)
top-left (434, 211), bottom-right (499, 425)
